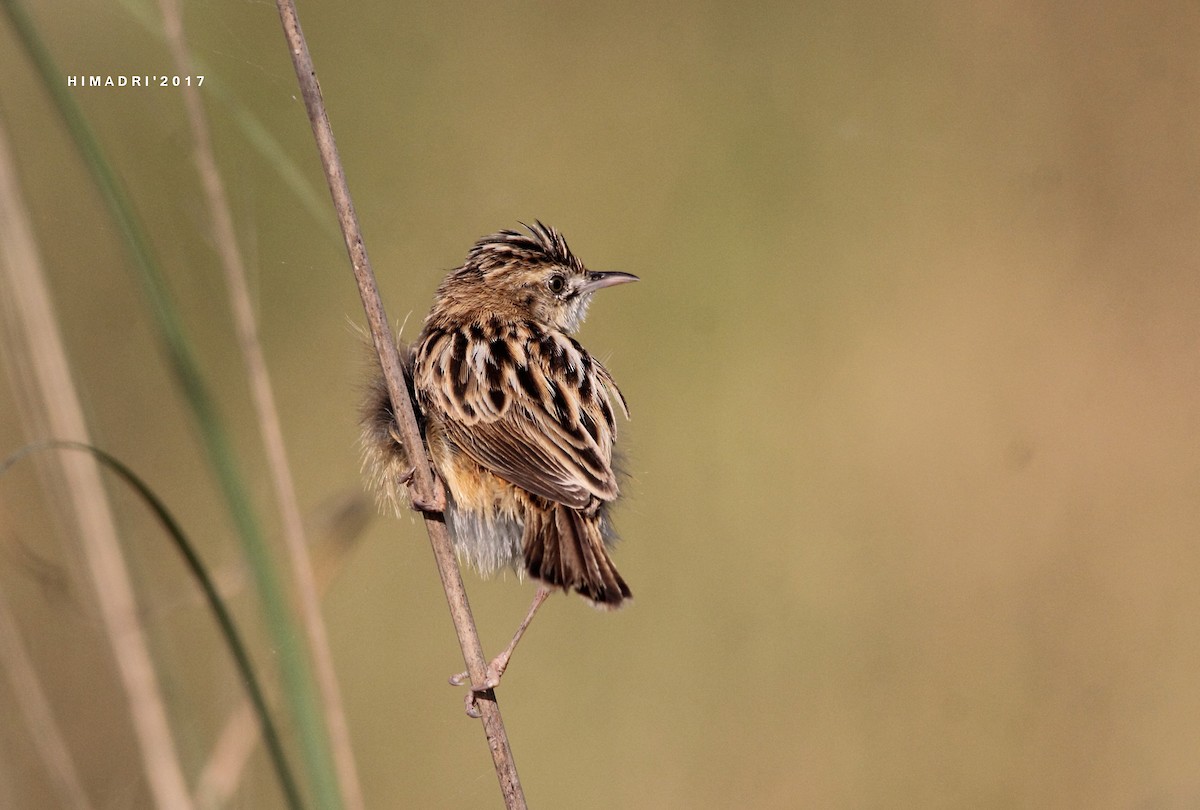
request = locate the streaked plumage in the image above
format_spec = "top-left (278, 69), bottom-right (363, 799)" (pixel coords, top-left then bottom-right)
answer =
top-left (362, 222), bottom-right (635, 607)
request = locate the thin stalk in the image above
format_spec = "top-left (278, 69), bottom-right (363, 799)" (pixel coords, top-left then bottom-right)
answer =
top-left (0, 592), bottom-right (94, 810)
top-left (270, 2), bottom-right (527, 806)
top-left (155, 1), bottom-right (364, 807)
top-left (194, 494), bottom-right (370, 808)
top-left (0, 2), bottom-right (340, 806)
top-left (0, 111), bottom-right (192, 809)
top-left (0, 442), bottom-right (307, 810)
top-left (111, 0), bottom-right (341, 241)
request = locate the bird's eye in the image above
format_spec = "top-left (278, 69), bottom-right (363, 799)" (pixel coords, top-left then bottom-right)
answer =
top-left (547, 274), bottom-right (566, 294)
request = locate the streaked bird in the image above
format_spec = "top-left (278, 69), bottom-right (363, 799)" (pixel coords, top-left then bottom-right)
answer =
top-left (361, 221), bottom-right (637, 690)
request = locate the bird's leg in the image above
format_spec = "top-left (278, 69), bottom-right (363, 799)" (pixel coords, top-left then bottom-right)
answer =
top-left (450, 586), bottom-right (553, 692)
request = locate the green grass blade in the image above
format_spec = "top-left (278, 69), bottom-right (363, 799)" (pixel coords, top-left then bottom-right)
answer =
top-left (0, 441), bottom-right (307, 810)
top-left (112, 0), bottom-right (340, 241)
top-left (0, 3), bottom-right (343, 807)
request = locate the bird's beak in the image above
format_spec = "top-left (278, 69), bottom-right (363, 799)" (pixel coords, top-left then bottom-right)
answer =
top-left (581, 271), bottom-right (639, 294)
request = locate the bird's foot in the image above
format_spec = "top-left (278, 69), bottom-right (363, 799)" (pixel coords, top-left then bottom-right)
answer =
top-left (447, 588), bottom-right (551, 717)
top-left (397, 466), bottom-right (447, 513)
top-left (449, 653), bottom-right (510, 717)
top-left (448, 650), bottom-right (510, 691)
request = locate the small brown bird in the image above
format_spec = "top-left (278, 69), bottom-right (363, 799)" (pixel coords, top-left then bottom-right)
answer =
top-left (361, 222), bottom-right (636, 686)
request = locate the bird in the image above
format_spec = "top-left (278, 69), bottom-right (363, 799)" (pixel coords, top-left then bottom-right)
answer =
top-left (360, 221), bottom-right (637, 689)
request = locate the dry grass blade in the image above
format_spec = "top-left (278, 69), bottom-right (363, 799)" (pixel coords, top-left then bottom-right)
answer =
top-left (155, 0), bottom-right (365, 807)
top-left (0, 591), bottom-right (94, 810)
top-left (193, 492), bottom-right (371, 808)
top-left (0, 112), bottom-right (193, 809)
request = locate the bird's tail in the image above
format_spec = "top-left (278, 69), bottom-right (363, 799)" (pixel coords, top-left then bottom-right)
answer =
top-left (523, 502), bottom-right (632, 609)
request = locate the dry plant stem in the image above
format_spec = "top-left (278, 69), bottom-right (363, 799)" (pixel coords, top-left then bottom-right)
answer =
top-left (271, 2), bottom-right (526, 805)
top-left (194, 700), bottom-right (259, 809)
top-left (156, 1), bottom-right (365, 807)
top-left (0, 116), bottom-right (193, 809)
top-left (193, 497), bottom-right (368, 807)
top-left (0, 591), bottom-right (94, 810)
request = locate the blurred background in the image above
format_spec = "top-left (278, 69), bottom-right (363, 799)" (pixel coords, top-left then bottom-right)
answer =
top-left (2, 1), bottom-right (1199, 807)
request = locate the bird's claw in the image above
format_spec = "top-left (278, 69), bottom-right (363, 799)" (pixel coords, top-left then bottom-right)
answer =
top-left (463, 690), bottom-right (496, 718)
top-left (450, 660), bottom-right (505, 718)
top-left (448, 664), bottom-right (501, 691)
top-left (410, 487), bottom-right (446, 514)
top-left (399, 467), bottom-right (447, 513)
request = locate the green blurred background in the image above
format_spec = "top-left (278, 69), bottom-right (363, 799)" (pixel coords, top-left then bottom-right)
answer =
top-left (2, 1), bottom-right (1200, 807)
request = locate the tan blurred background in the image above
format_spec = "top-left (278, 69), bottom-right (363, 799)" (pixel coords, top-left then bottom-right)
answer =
top-left (2, 1), bottom-right (1199, 807)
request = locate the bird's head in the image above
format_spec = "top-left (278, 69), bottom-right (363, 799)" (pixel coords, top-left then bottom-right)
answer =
top-left (436, 221), bottom-right (638, 334)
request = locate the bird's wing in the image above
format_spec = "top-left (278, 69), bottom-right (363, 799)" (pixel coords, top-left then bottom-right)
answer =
top-left (417, 322), bottom-right (628, 508)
